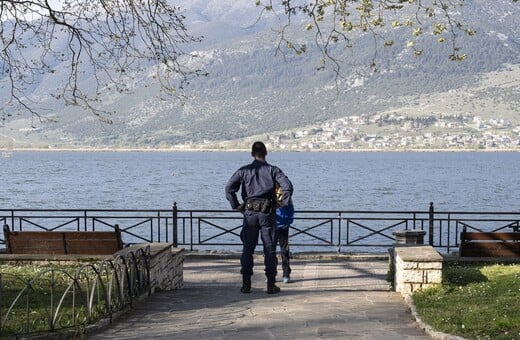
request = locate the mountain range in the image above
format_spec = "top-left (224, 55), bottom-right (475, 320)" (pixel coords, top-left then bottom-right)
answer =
top-left (0, 0), bottom-right (519, 149)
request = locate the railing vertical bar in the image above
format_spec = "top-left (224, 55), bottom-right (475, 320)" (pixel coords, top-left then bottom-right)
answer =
top-left (190, 212), bottom-right (194, 251)
top-left (150, 219), bottom-right (153, 243)
top-left (10, 209), bottom-right (14, 232)
top-left (172, 203), bottom-right (178, 247)
top-left (182, 217), bottom-right (186, 245)
top-left (346, 219), bottom-right (350, 247)
top-left (337, 212), bottom-right (342, 253)
top-left (447, 214), bottom-right (451, 253)
top-left (429, 202), bottom-right (434, 246)
top-left (447, 213), bottom-right (451, 253)
top-left (157, 211), bottom-right (161, 242)
top-left (455, 221), bottom-right (460, 247)
top-left (438, 220), bottom-right (443, 247)
top-left (198, 218), bottom-right (201, 247)
top-left (166, 217), bottom-right (169, 243)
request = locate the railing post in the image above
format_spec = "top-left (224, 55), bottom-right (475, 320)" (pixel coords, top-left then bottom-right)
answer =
top-left (172, 202), bottom-right (178, 247)
top-left (337, 212), bottom-right (342, 253)
top-left (429, 202), bottom-right (434, 246)
top-left (10, 209), bottom-right (15, 231)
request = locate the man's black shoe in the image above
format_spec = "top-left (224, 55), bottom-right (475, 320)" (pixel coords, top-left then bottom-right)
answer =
top-left (267, 282), bottom-right (280, 294)
top-left (241, 276), bottom-right (251, 294)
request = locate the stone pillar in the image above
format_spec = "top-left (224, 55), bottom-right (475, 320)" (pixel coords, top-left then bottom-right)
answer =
top-left (394, 245), bottom-right (442, 296)
top-left (393, 229), bottom-right (426, 245)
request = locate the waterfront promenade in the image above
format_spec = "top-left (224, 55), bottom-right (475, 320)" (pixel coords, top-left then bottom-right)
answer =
top-left (90, 254), bottom-right (432, 339)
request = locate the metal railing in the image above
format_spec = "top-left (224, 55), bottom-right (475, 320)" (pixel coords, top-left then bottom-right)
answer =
top-left (0, 208), bottom-right (176, 246)
top-left (0, 246), bottom-right (150, 337)
top-left (1, 203), bottom-right (519, 254)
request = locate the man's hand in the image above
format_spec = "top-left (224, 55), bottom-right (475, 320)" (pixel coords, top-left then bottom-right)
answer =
top-left (236, 202), bottom-right (246, 214)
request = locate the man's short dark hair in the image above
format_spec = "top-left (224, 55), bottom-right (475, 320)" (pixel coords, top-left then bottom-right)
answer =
top-left (251, 141), bottom-right (267, 158)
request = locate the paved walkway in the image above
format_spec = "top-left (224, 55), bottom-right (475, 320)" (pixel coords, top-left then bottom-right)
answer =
top-left (90, 255), bottom-right (431, 339)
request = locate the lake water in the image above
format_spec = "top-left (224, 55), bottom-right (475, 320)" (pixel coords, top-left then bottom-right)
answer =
top-left (1, 151), bottom-right (519, 213)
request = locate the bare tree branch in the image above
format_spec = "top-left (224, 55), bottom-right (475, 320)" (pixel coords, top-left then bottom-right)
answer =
top-left (255, 0), bottom-right (479, 77)
top-left (1, 0), bottom-right (203, 123)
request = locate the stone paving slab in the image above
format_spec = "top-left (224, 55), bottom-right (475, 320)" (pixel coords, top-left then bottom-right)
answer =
top-left (90, 257), bottom-right (431, 339)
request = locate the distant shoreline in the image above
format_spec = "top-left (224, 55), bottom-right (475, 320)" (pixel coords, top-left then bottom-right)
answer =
top-left (1, 147), bottom-right (519, 153)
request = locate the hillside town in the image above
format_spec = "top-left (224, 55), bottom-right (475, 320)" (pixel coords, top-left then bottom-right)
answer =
top-left (259, 113), bottom-right (520, 151)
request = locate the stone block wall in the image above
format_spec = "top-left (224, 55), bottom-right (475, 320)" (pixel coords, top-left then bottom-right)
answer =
top-left (148, 245), bottom-right (184, 292)
top-left (394, 245), bottom-right (443, 296)
top-left (109, 243), bottom-right (185, 293)
top-left (0, 243), bottom-right (185, 293)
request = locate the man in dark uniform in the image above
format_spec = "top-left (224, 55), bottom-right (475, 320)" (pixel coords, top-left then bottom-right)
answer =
top-left (225, 141), bottom-right (293, 294)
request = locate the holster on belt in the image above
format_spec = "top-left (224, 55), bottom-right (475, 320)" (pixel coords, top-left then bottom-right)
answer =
top-left (246, 199), bottom-right (272, 213)
top-left (261, 199), bottom-right (271, 213)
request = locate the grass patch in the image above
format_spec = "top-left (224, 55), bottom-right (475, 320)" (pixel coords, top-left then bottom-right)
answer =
top-left (0, 263), bottom-right (107, 337)
top-left (412, 262), bottom-right (520, 340)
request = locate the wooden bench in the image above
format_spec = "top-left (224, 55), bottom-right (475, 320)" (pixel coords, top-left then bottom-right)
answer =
top-left (3, 224), bottom-right (123, 255)
top-left (459, 226), bottom-right (520, 257)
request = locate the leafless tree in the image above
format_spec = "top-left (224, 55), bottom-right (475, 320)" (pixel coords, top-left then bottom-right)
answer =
top-left (1, 0), bottom-right (203, 123)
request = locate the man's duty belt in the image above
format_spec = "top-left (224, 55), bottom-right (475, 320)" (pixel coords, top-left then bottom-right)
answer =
top-left (246, 199), bottom-right (270, 212)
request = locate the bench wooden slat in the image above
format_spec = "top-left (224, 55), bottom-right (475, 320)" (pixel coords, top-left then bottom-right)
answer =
top-left (64, 231), bottom-right (123, 255)
top-left (5, 231), bottom-right (65, 241)
top-left (460, 230), bottom-right (520, 257)
top-left (65, 241), bottom-right (122, 255)
top-left (6, 231), bottom-right (66, 254)
top-left (3, 225), bottom-right (123, 255)
top-left (460, 243), bottom-right (520, 257)
top-left (462, 232), bottom-right (520, 241)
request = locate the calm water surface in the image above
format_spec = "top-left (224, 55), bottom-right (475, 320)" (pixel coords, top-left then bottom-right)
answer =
top-left (1, 151), bottom-right (519, 212)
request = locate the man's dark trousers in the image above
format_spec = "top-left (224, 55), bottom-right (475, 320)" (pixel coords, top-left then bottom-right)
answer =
top-left (277, 227), bottom-right (291, 278)
top-left (240, 210), bottom-right (278, 280)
